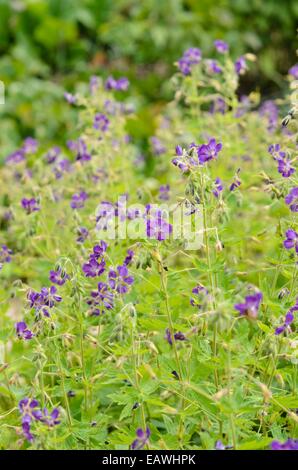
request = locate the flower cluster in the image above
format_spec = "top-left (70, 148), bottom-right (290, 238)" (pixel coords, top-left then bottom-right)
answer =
top-left (82, 241), bottom-right (107, 278)
top-left (177, 47), bottom-right (201, 75)
top-left (19, 398), bottom-right (60, 442)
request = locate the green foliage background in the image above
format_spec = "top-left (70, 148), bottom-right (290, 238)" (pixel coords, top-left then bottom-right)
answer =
top-left (0, 0), bottom-right (297, 156)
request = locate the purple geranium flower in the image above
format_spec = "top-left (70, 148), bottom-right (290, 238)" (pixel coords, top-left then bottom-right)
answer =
top-left (260, 101), bottom-right (279, 133)
top-left (275, 303), bottom-right (295, 335)
top-left (45, 146), bottom-right (61, 164)
top-left (76, 226), bottom-right (89, 243)
top-left (190, 284), bottom-right (209, 308)
top-left (198, 138), bottom-right (222, 164)
top-left (159, 184), bottom-right (170, 201)
top-left (109, 265), bottom-right (134, 294)
top-left (82, 258), bottom-right (106, 278)
top-left (206, 59), bottom-right (222, 74)
top-left (213, 177), bottom-right (224, 198)
top-left (285, 187), bottom-right (298, 212)
top-left (19, 398), bottom-right (43, 425)
top-left (0, 245), bottom-right (12, 269)
top-left (165, 328), bottom-right (186, 346)
top-left (70, 191), bottom-right (88, 209)
top-left (234, 292), bottom-right (262, 319)
top-left (23, 137), bottom-right (38, 155)
top-left (150, 136), bottom-right (166, 156)
top-left (277, 156), bottom-right (295, 178)
top-left (93, 113), bottom-right (110, 132)
top-left (271, 438), bottom-right (298, 450)
top-left (123, 249), bottom-right (134, 266)
top-left (68, 139), bottom-right (91, 163)
top-left (214, 39), bottom-right (229, 53)
top-left (177, 48), bottom-right (201, 75)
top-left (90, 75), bottom-right (99, 94)
top-left (49, 267), bottom-right (70, 286)
top-left (6, 149), bottom-right (25, 165)
top-left (42, 408), bottom-right (60, 427)
top-left (235, 56), bottom-right (247, 75)
top-left (105, 76), bottom-right (129, 91)
top-left (21, 198), bottom-right (40, 214)
top-left (16, 322), bottom-right (34, 340)
top-left (288, 64), bottom-right (298, 79)
top-left (87, 282), bottom-right (114, 316)
top-left (230, 169), bottom-right (241, 191)
top-left (131, 427), bottom-right (151, 450)
top-left (146, 209), bottom-right (173, 241)
top-left (64, 92), bottom-right (76, 104)
top-left (284, 229), bottom-right (298, 253)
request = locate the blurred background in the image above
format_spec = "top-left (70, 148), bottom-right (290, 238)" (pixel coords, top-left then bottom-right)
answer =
top-left (0, 0), bottom-right (297, 159)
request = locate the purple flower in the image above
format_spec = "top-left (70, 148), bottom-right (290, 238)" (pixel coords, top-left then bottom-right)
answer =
top-left (146, 209), bottom-right (172, 241)
top-left (210, 97), bottom-right (227, 115)
top-left (214, 39), bottom-right (229, 53)
top-left (159, 184), bottom-right (170, 201)
top-left (123, 249), bottom-right (134, 266)
top-left (215, 440), bottom-right (226, 450)
top-left (45, 146), bottom-right (60, 164)
top-left (16, 322), bottom-right (34, 340)
top-left (90, 75), bottom-right (99, 94)
top-left (64, 92), bottom-right (76, 104)
top-left (150, 136), bottom-right (166, 156)
top-left (230, 169), bottom-right (241, 191)
top-left (76, 226), bottom-right (89, 243)
top-left (93, 113), bottom-right (110, 132)
top-left (27, 286), bottom-right (62, 317)
top-left (198, 138), bottom-right (222, 164)
top-left (49, 267), bottom-right (70, 286)
top-left (0, 245), bottom-right (12, 269)
top-left (53, 158), bottom-right (72, 179)
top-left (6, 149), bottom-right (25, 165)
top-left (284, 229), bottom-right (298, 253)
top-left (277, 156), bottom-right (295, 178)
top-left (21, 198), bottom-right (40, 214)
top-left (205, 60), bottom-right (222, 74)
top-left (82, 242), bottom-right (107, 278)
top-left (165, 328), bottom-right (186, 346)
top-left (23, 137), bottom-right (38, 155)
top-left (285, 188), bottom-right (298, 212)
top-left (260, 101), bottom-right (279, 133)
top-left (42, 408), bottom-right (60, 427)
top-left (70, 191), bottom-right (88, 209)
top-left (68, 139), bottom-right (91, 163)
top-left (83, 258), bottom-right (106, 278)
top-left (131, 427), bottom-right (150, 450)
top-left (275, 302), bottom-right (295, 335)
top-left (109, 265), bottom-right (134, 294)
top-left (22, 421), bottom-right (34, 442)
top-left (105, 76), bottom-right (129, 91)
top-left (190, 284), bottom-right (209, 308)
top-left (87, 282), bottom-right (114, 316)
top-left (288, 64), bottom-right (298, 79)
top-left (177, 48), bottom-right (201, 75)
top-left (213, 177), bottom-right (224, 198)
top-left (271, 438), bottom-right (298, 450)
top-left (19, 398), bottom-right (43, 425)
top-left (235, 56), bottom-right (247, 74)
top-left (234, 292), bottom-right (262, 319)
